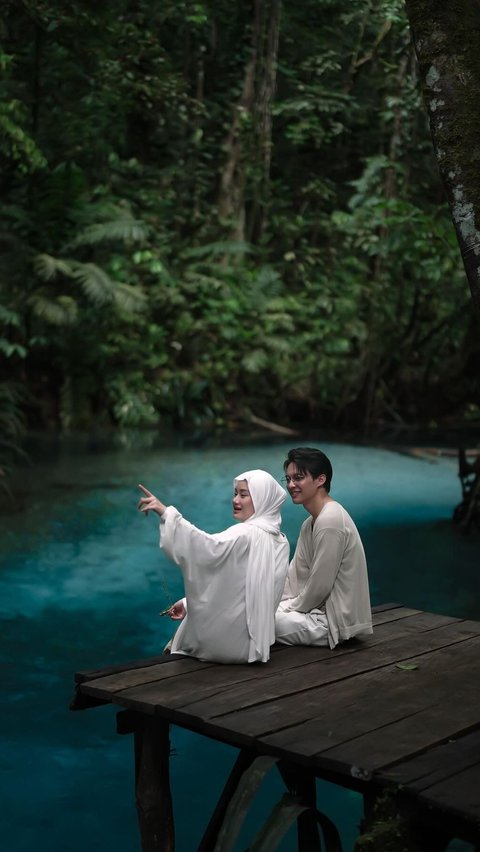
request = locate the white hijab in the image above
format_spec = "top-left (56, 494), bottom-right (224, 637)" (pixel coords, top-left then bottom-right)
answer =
top-left (234, 469), bottom-right (287, 662)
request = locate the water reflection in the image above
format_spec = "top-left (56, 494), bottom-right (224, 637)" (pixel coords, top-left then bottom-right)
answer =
top-left (1, 435), bottom-right (477, 851)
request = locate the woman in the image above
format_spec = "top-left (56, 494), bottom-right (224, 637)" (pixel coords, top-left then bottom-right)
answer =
top-left (137, 470), bottom-right (289, 664)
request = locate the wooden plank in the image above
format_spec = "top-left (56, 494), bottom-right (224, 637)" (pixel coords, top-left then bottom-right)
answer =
top-left (111, 661), bottom-right (301, 715)
top-left (373, 611), bottom-right (460, 632)
top-left (318, 697), bottom-right (480, 778)
top-left (371, 602), bottom-right (404, 613)
top-left (80, 657), bottom-right (215, 698)
top-left (91, 634), bottom-right (480, 765)
top-left (155, 621), bottom-right (480, 721)
top-left (73, 607), bottom-right (456, 687)
top-left (199, 635), bottom-right (480, 745)
top-left (416, 763), bottom-right (480, 822)
top-left (256, 640), bottom-right (480, 771)
top-left (77, 636), bottom-right (363, 699)
top-left (72, 604), bottom-right (411, 683)
top-left (79, 637), bottom-right (379, 704)
top-left (378, 728), bottom-right (480, 790)
top-left (371, 606), bottom-right (422, 625)
top-left (75, 653), bottom-right (178, 683)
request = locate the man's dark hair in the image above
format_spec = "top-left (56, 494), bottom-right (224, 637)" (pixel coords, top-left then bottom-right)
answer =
top-left (284, 447), bottom-right (333, 493)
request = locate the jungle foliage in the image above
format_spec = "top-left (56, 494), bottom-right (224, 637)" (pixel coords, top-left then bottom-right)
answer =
top-left (1, 0), bottom-right (479, 459)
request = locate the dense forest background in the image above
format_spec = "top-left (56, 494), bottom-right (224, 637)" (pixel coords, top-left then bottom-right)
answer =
top-left (1, 0), bottom-right (479, 475)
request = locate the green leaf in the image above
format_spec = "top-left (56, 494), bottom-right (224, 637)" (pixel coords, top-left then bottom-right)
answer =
top-left (0, 340), bottom-right (27, 358)
top-left (71, 263), bottom-right (115, 305)
top-left (395, 662), bottom-right (419, 671)
top-left (33, 254), bottom-right (75, 281)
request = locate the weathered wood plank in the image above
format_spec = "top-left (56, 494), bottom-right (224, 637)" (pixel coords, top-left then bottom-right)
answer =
top-left (80, 656), bottom-right (214, 698)
top-left (373, 611), bottom-right (460, 632)
top-left (71, 605), bottom-right (422, 686)
top-left (78, 637), bottom-right (374, 704)
top-left (416, 763), bottom-right (480, 822)
top-left (106, 622), bottom-right (480, 719)
top-left (200, 635), bottom-right (480, 743)
top-left (73, 609), bottom-right (460, 699)
top-left (75, 653), bottom-right (177, 683)
top-left (253, 642), bottom-right (480, 773)
top-left (318, 697), bottom-right (480, 778)
top-left (370, 606), bottom-right (422, 625)
top-left (378, 728), bottom-right (480, 790)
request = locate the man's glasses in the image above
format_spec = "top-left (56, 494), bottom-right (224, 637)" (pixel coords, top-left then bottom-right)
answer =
top-left (282, 474), bottom-right (306, 484)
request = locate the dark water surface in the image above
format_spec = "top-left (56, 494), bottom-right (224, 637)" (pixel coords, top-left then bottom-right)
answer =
top-left (1, 435), bottom-right (478, 851)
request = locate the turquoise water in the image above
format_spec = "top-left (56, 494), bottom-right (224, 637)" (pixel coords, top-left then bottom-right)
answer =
top-left (1, 436), bottom-right (478, 851)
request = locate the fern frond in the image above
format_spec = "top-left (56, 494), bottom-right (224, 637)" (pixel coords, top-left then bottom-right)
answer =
top-left (0, 305), bottom-right (21, 327)
top-left (181, 240), bottom-right (254, 259)
top-left (266, 336), bottom-right (293, 355)
top-left (71, 217), bottom-right (148, 247)
top-left (30, 295), bottom-right (78, 325)
top-left (113, 283), bottom-right (147, 313)
top-left (183, 271), bottom-right (227, 290)
top-left (242, 349), bottom-right (268, 373)
top-left (33, 253), bottom-right (75, 281)
top-left (71, 262), bottom-right (115, 305)
top-left (0, 340), bottom-right (27, 358)
top-left (253, 266), bottom-right (283, 295)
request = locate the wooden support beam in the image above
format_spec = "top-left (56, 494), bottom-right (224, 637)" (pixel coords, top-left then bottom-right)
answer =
top-left (117, 709), bottom-right (140, 736)
top-left (134, 717), bottom-right (175, 852)
top-left (197, 748), bottom-right (258, 852)
top-left (277, 761), bottom-right (323, 851)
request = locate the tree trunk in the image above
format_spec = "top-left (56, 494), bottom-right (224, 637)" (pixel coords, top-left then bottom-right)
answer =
top-left (218, 0), bottom-right (281, 244)
top-left (250, 0), bottom-right (281, 242)
top-left (404, 0), bottom-right (480, 312)
top-left (217, 7), bottom-right (259, 241)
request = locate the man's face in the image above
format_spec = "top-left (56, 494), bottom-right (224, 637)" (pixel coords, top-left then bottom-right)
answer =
top-left (285, 463), bottom-right (325, 505)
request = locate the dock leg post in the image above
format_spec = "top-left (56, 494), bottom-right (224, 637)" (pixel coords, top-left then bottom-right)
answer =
top-left (277, 762), bottom-right (323, 851)
top-left (134, 717), bottom-right (175, 852)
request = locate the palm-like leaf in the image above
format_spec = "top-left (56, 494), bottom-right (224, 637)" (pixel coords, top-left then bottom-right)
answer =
top-left (0, 340), bottom-right (27, 357)
top-left (70, 216), bottom-right (148, 247)
top-left (242, 348), bottom-right (268, 373)
top-left (33, 253), bottom-right (75, 281)
top-left (71, 262), bottom-right (116, 305)
top-left (30, 294), bottom-right (78, 324)
top-left (113, 283), bottom-right (147, 312)
top-left (0, 304), bottom-right (21, 327)
top-left (180, 240), bottom-right (253, 259)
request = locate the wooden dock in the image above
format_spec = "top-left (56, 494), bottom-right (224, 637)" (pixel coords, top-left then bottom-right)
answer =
top-left (71, 604), bottom-right (480, 851)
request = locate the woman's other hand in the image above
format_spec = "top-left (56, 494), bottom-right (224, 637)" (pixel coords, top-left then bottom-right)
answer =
top-left (137, 483), bottom-right (167, 516)
top-left (169, 599), bottom-right (187, 620)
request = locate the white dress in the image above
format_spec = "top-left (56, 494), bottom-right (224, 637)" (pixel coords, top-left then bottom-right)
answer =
top-left (159, 470), bottom-right (290, 664)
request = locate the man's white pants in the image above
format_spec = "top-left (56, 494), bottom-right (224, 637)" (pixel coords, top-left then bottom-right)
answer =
top-left (275, 601), bottom-right (329, 646)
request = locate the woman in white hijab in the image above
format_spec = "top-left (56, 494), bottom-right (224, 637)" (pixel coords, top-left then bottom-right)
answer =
top-left (137, 470), bottom-right (289, 664)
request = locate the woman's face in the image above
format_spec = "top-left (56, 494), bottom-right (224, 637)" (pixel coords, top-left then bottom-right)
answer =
top-left (232, 479), bottom-right (255, 521)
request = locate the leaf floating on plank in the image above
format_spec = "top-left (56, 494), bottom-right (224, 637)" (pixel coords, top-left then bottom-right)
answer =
top-left (395, 662), bottom-right (419, 671)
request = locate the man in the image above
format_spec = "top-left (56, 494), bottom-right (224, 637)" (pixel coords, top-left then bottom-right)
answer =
top-left (275, 447), bottom-right (372, 649)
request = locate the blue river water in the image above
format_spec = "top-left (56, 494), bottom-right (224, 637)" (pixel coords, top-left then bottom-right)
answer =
top-left (1, 435), bottom-right (478, 851)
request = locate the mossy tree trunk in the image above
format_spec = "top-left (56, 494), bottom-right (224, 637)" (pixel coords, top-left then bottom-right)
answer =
top-left (404, 0), bottom-right (480, 312)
